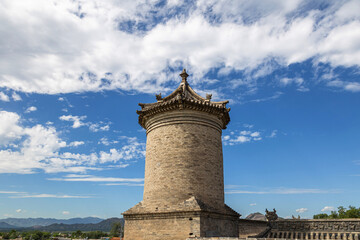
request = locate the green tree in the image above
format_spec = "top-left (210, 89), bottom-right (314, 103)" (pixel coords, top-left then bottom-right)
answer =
top-left (84, 231), bottom-right (107, 239)
top-left (313, 213), bottom-right (329, 219)
top-left (313, 206), bottom-right (360, 219)
top-left (2, 232), bottom-right (10, 239)
top-left (71, 230), bottom-right (83, 239)
top-left (110, 222), bottom-right (123, 238)
top-left (8, 230), bottom-right (18, 239)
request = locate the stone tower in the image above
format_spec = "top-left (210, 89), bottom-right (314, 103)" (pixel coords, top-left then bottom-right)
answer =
top-left (123, 69), bottom-right (240, 240)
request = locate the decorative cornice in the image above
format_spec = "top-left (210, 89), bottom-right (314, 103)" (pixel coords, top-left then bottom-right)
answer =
top-left (137, 69), bottom-right (230, 129)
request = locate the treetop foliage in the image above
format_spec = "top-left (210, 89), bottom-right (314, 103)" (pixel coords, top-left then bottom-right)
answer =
top-left (313, 206), bottom-right (360, 219)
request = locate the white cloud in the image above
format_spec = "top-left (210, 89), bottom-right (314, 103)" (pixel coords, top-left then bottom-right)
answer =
top-left (12, 92), bottom-right (22, 101)
top-left (280, 77), bottom-right (309, 92)
top-left (296, 208), bottom-right (308, 213)
top-left (0, 92), bottom-right (10, 102)
top-left (0, 111), bottom-right (23, 145)
top-left (59, 115), bottom-right (110, 132)
top-left (327, 80), bottom-right (360, 92)
top-left (48, 175), bottom-right (144, 183)
top-left (223, 128), bottom-right (266, 145)
top-left (269, 130), bottom-right (277, 138)
top-left (250, 131), bottom-right (260, 137)
top-left (249, 203), bottom-right (257, 206)
top-left (59, 115), bottom-right (86, 128)
top-left (102, 183), bottom-right (144, 186)
top-left (240, 130), bottom-right (251, 135)
top-left (62, 211), bottom-right (70, 215)
top-left (16, 209), bottom-right (22, 213)
top-left (10, 194), bottom-right (93, 199)
top-left (89, 123), bottom-right (110, 132)
top-left (226, 187), bottom-right (339, 194)
top-left (0, 191), bottom-right (26, 194)
top-left (69, 141), bottom-right (85, 147)
top-left (0, 110), bottom-right (145, 174)
top-left (0, 1), bottom-right (359, 95)
top-left (280, 77), bottom-right (303, 86)
top-left (25, 106), bottom-right (37, 113)
top-left (235, 135), bottom-right (250, 143)
top-left (99, 137), bottom-right (118, 146)
top-left (222, 135), bottom-right (230, 141)
top-left (321, 206), bottom-right (335, 212)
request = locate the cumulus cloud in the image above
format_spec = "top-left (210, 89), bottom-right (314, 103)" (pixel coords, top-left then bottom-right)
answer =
top-left (0, 92), bottom-right (10, 102)
top-left (0, 0), bottom-right (359, 95)
top-left (25, 106), bottom-right (37, 113)
top-left (12, 92), bottom-right (22, 101)
top-left (321, 206), bottom-right (335, 212)
top-left (223, 127), bottom-right (267, 145)
top-left (0, 110), bottom-right (145, 174)
top-left (59, 115), bottom-right (110, 131)
top-left (296, 208), bottom-right (308, 213)
top-left (62, 211), bottom-right (70, 215)
top-left (327, 80), bottom-right (360, 92)
top-left (249, 203), bottom-right (257, 206)
top-left (59, 115), bottom-right (86, 128)
top-left (98, 137), bottom-right (119, 146)
top-left (0, 111), bottom-right (23, 145)
top-left (69, 141), bottom-right (85, 147)
top-left (280, 77), bottom-right (309, 92)
top-left (89, 122), bottom-right (110, 132)
top-left (16, 209), bottom-right (22, 213)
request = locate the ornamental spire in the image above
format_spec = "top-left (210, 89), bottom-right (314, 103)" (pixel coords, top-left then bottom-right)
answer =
top-left (179, 68), bottom-right (189, 83)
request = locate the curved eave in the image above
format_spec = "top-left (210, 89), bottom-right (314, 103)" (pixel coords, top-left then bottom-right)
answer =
top-left (137, 99), bottom-right (230, 129)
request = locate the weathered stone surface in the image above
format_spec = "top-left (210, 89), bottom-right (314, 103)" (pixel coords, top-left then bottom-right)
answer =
top-left (238, 219), bottom-right (268, 238)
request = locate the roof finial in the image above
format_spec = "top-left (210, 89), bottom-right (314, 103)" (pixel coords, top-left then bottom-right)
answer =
top-left (179, 69), bottom-right (189, 83)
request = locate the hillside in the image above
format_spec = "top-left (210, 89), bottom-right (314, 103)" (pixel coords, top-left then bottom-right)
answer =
top-left (245, 212), bottom-right (266, 221)
top-left (30, 218), bottom-right (124, 232)
top-left (0, 222), bottom-right (18, 229)
top-left (0, 217), bottom-right (103, 228)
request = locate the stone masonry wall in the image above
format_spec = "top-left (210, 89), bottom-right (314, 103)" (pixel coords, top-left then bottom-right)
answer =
top-left (124, 214), bottom-right (201, 240)
top-left (201, 214), bottom-right (240, 237)
top-left (142, 110), bottom-right (225, 211)
top-left (238, 219), bottom-right (268, 238)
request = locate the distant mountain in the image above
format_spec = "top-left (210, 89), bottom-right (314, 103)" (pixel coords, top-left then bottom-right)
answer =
top-left (31, 218), bottom-right (123, 232)
top-left (0, 222), bottom-right (18, 229)
top-left (245, 212), bottom-right (266, 221)
top-left (0, 217), bottom-right (104, 228)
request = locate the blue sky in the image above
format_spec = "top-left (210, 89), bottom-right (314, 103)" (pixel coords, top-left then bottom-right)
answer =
top-left (0, 0), bottom-right (360, 220)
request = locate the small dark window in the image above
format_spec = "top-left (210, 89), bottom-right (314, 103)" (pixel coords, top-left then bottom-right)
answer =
top-left (189, 217), bottom-right (193, 220)
top-left (189, 233), bottom-right (193, 235)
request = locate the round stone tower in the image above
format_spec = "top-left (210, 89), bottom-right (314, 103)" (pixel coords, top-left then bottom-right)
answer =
top-left (123, 69), bottom-right (240, 240)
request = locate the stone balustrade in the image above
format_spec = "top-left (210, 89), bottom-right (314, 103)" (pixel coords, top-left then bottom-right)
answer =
top-left (265, 232), bottom-right (360, 240)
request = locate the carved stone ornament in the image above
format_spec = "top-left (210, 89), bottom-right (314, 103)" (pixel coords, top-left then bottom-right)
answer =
top-left (155, 93), bottom-right (162, 101)
top-left (266, 208), bottom-right (279, 222)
